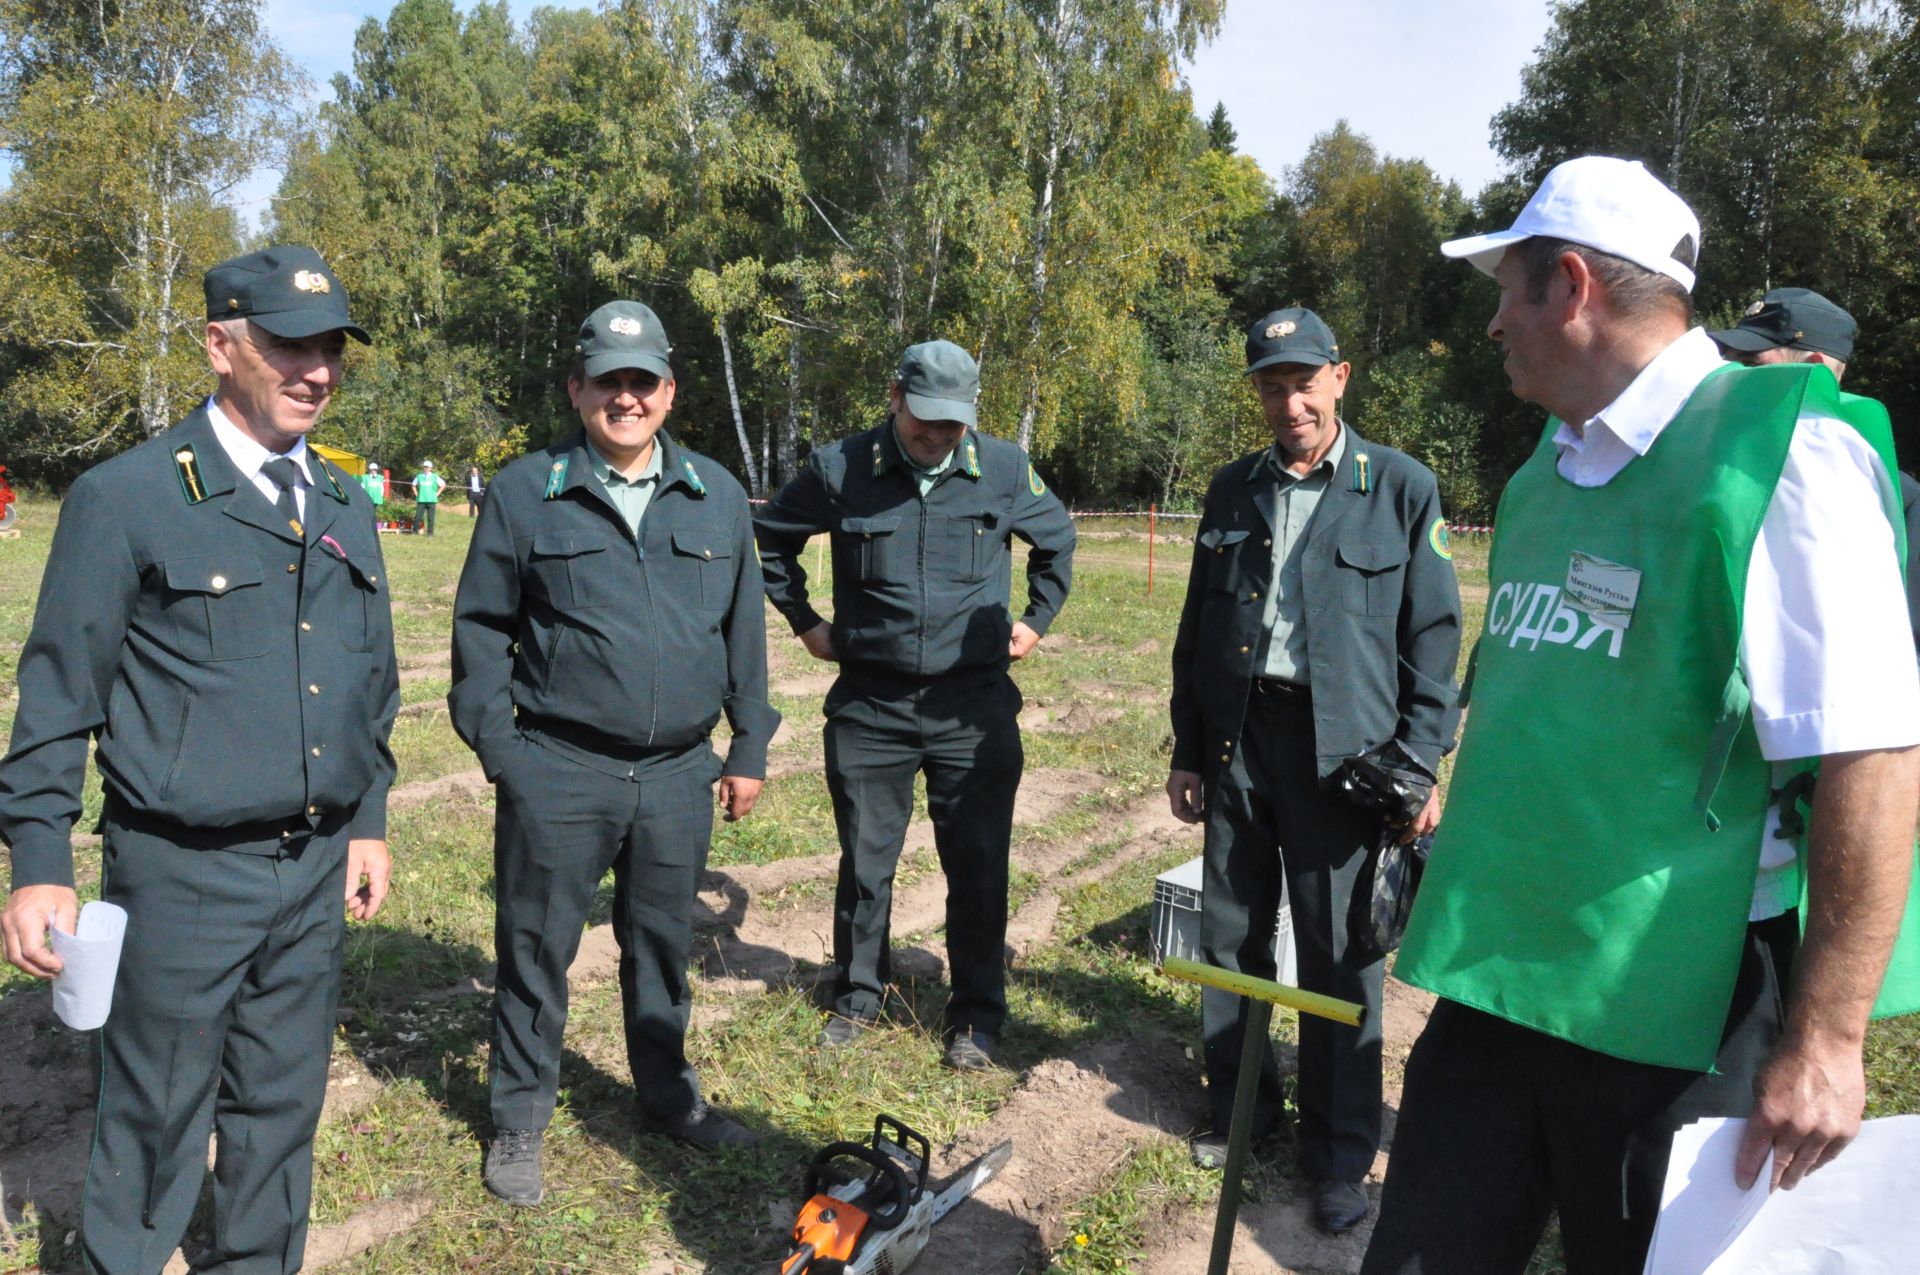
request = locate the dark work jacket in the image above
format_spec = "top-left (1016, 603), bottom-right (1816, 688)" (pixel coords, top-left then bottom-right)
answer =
top-left (448, 431), bottom-right (778, 780)
top-left (1169, 426), bottom-right (1462, 780)
top-left (754, 418), bottom-right (1076, 680)
top-left (0, 406), bottom-right (400, 887)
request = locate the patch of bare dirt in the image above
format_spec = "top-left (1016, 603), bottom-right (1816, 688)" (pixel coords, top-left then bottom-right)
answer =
top-left (919, 1035), bottom-right (1206, 1270)
top-left (160, 1193), bottom-right (434, 1275)
top-left (772, 671), bottom-right (838, 699)
top-left (0, 989), bottom-right (92, 1231)
top-left (386, 767), bottom-right (490, 811)
top-left (1016, 702), bottom-right (1127, 734)
top-left (1004, 792), bottom-right (1199, 958)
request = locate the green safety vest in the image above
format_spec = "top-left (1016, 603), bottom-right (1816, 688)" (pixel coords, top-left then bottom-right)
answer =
top-left (1397, 364), bottom-right (1920, 1071)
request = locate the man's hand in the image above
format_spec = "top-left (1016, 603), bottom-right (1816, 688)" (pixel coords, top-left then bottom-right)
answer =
top-left (1399, 789), bottom-right (1440, 843)
top-left (1166, 769), bottom-right (1205, 824)
top-left (2, 883), bottom-right (79, 978)
top-left (344, 839), bottom-right (391, 922)
top-left (1736, 1030), bottom-right (1865, 1191)
top-left (1008, 622), bottom-right (1042, 661)
top-left (798, 621), bottom-right (836, 662)
top-left (719, 776), bottom-right (764, 822)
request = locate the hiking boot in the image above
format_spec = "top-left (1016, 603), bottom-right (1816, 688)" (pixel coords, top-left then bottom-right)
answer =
top-left (641, 1101), bottom-right (761, 1150)
top-left (816, 1014), bottom-right (873, 1049)
top-left (1312, 1179), bottom-right (1370, 1234)
top-left (942, 1029), bottom-right (997, 1072)
top-left (483, 1128), bottom-right (544, 1206)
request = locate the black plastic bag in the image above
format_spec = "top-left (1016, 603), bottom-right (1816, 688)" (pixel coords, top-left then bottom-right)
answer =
top-left (1350, 831), bottom-right (1432, 958)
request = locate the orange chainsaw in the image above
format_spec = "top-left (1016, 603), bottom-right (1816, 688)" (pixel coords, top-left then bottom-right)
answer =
top-left (780, 1115), bottom-right (1012, 1275)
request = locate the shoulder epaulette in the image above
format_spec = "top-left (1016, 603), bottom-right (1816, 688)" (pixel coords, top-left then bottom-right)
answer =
top-left (543, 456), bottom-right (569, 499)
top-left (681, 457), bottom-right (707, 495)
top-left (964, 438), bottom-right (980, 478)
top-left (174, 445), bottom-right (210, 504)
top-left (1350, 451), bottom-right (1372, 494)
top-left (872, 439), bottom-right (885, 476)
top-left (320, 461), bottom-right (349, 503)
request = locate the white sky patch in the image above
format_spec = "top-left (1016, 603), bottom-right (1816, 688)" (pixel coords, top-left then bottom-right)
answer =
top-left (1181, 0), bottom-right (1555, 197)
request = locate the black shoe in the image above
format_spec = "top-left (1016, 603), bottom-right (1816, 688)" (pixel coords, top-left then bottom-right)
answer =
top-left (942, 1029), bottom-right (997, 1072)
top-left (483, 1128), bottom-right (544, 1206)
top-left (817, 1014), bottom-right (873, 1048)
top-left (641, 1101), bottom-right (761, 1150)
top-left (1190, 1130), bottom-right (1229, 1170)
top-left (1312, 1179), bottom-right (1370, 1234)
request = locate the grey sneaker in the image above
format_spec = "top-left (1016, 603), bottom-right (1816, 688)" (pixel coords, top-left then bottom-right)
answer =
top-left (942, 1029), bottom-right (997, 1072)
top-left (484, 1127), bottom-right (544, 1206)
top-left (817, 1014), bottom-right (873, 1048)
top-left (641, 1101), bottom-right (761, 1150)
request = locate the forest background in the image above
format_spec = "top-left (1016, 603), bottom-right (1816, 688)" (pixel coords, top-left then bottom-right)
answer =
top-left (6, 0), bottom-right (1920, 523)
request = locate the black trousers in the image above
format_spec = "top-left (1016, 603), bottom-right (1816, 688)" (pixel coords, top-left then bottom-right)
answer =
top-left (1198, 689), bottom-right (1386, 1183)
top-left (1361, 914), bottom-right (1798, 1275)
top-left (822, 671), bottom-right (1023, 1036)
top-left (489, 738), bottom-right (717, 1130)
top-left (414, 501), bottom-right (437, 534)
top-left (85, 817), bottom-right (348, 1275)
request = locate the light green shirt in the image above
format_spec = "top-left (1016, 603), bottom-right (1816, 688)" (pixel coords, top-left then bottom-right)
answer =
top-left (894, 422), bottom-right (955, 497)
top-left (413, 471), bottom-right (443, 501)
top-left (586, 437), bottom-right (664, 536)
top-left (1256, 425), bottom-right (1346, 684)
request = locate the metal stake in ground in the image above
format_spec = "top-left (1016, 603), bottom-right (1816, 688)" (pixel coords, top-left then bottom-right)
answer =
top-left (1160, 957), bottom-right (1366, 1275)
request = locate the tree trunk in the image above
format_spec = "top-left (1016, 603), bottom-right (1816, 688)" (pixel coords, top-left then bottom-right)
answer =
top-left (716, 313), bottom-right (761, 494)
top-left (779, 329), bottom-right (803, 485)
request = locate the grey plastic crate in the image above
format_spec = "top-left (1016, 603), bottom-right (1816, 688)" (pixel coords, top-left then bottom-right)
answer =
top-left (1149, 855), bottom-right (1298, 986)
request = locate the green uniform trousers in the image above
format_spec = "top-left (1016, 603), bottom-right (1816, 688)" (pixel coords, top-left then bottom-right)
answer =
top-left (413, 501), bottom-right (436, 535)
top-left (488, 737), bottom-right (716, 1131)
top-left (1199, 688), bottom-right (1386, 1183)
top-left (85, 815), bottom-right (347, 1275)
top-left (823, 671), bottom-right (1022, 1035)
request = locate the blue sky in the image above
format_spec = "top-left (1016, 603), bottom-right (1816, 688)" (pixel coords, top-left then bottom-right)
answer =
top-left (228, 0), bottom-right (1554, 225)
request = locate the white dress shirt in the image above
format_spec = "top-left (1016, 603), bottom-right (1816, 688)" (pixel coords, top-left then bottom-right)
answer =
top-left (1550, 328), bottom-right (1920, 918)
top-left (206, 396), bottom-right (312, 520)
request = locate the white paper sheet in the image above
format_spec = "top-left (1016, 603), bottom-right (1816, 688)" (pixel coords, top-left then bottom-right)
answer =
top-left (50, 900), bottom-right (128, 1030)
top-left (1645, 1115), bottom-right (1920, 1275)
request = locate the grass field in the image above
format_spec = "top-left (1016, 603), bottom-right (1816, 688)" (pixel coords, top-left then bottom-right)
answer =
top-left (0, 490), bottom-right (1913, 1273)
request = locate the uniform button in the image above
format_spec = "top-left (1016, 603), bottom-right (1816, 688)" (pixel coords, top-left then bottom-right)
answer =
top-left (307, 805), bottom-right (319, 815)
top-left (309, 684), bottom-right (320, 695)
top-left (1220, 753), bottom-right (1230, 762)
top-left (287, 563), bottom-right (298, 573)
top-left (975, 528), bottom-right (983, 536)
top-left (300, 620), bottom-right (312, 632)
top-left (210, 574), bottom-right (228, 591)
top-left (280, 830), bottom-right (291, 840)
top-left (1264, 538), bottom-right (1272, 547)
top-left (369, 575), bottom-right (378, 584)
top-left (1239, 645), bottom-right (1250, 654)
top-left (703, 548), bottom-right (712, 559)
top-left (1250, 591), bottom-right (1259, 600)
top-left (311, 746), bottom-right (322, 757)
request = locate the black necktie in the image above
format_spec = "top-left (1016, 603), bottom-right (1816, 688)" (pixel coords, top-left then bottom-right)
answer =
top-left (262, 456), bottom-right (304, 538)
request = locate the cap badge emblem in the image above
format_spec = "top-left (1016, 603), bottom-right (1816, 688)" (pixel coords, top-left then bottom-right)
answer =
top-left (608, 316), bottom-right (643, 336)
top-left (1745, 301), bottom-right (1766, 317)
top-left (292, 270), bottom-right (331, 294)
top-left (1266, 320), bottom-right (1296, 339)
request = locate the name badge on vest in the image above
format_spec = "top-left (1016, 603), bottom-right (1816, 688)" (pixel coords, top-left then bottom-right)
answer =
top-left (1563, 550), bottom-right (1642, 629)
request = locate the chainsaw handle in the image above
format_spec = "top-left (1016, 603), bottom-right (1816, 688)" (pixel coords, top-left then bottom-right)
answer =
top-left (803, 1140), bottom-right (913, 1232)
top-left (781, 1241), bottom-right (815, 1274)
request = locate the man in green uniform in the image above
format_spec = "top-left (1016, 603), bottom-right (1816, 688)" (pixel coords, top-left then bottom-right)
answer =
top-left (450, 301), bottom-right (778, 1207)
top-left (363, 461), bottom-right (386, 518)
top-left (411, 460), bottom-right (442, 534)
top-left (754, 340), bottom-right (1076, 1070)
top-left (0, 245), bottom-right (398, 1274)
top-left (1167, 308), bottom-right (1460, 1232)
top-left (1363, 158), bottom-right (1920, 1273)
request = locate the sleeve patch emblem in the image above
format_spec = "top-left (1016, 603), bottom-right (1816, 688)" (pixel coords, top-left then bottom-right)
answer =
top-left (1429, 517), bottom-right (1452, 560)
top-left (1028, 464), bottom-right (1046, 497)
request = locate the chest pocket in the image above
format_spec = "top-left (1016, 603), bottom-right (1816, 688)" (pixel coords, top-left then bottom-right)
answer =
top-left (530, 531), bottom-right (616, 612)
top-left (1336, 541), bottom-right (1410, 616)
top-left (946, 510), bottom-right (999, 582)
top-left (668, 528), bottom-right (735, 611)
top-left (1197, 527), bottom-right (1254, 592)
top-left (159, 555), bottom-right (270, 661)
top-left (839, 515), bottom-right (902, 584)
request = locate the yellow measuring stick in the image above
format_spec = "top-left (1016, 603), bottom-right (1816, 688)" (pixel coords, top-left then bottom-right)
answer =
top-left (1160, 957), bottom-right (1366, 1028)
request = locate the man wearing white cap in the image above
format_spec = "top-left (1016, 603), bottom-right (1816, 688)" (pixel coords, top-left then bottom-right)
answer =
top-left (1362, 157), bottom-right (1920, 1271)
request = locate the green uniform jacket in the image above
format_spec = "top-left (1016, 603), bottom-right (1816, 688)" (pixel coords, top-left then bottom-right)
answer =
top-left (753, 419), bottom-right (1076, 678)
top-left (448, 431), bottom-right (778, 779)
top-left (1169, 428), bottom-right (1462, 779)
top-left (0, 406), bottom-right (401, 888)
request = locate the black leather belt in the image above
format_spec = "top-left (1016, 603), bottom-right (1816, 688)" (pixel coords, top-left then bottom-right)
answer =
top-left (1250, 678), bottom-right (1311, 702)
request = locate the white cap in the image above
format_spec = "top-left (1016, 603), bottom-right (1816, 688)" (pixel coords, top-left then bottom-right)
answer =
top-left (1440, 156), bottom-right (1700, 292)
